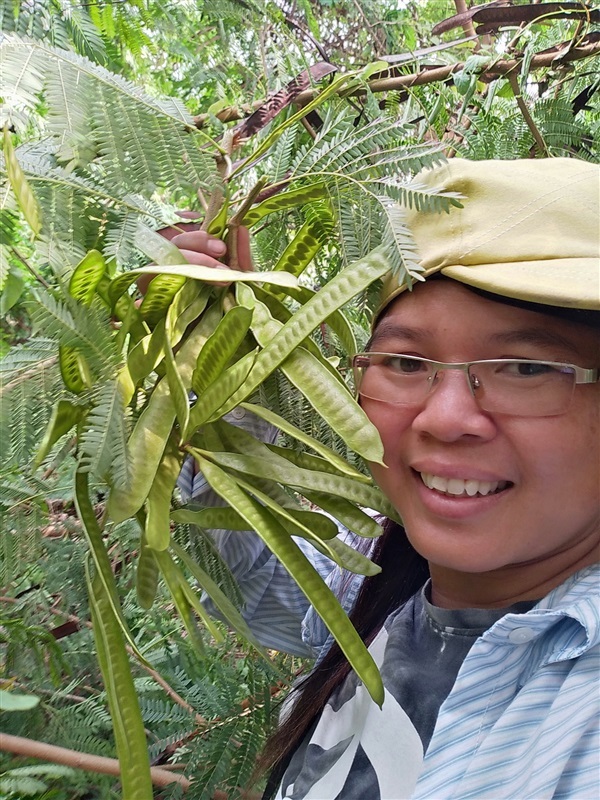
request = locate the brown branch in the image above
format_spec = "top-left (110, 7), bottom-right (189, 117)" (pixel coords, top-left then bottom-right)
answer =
top-left (193, 37), bottom-right (600, 127)
top-left (453, 0), bottom-right (477, 42)
top-left (0, 733), bottom-right (190, 789)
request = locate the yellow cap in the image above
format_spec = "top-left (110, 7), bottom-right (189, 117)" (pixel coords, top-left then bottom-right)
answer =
top-left (377, 158), bottom-right (600, 319)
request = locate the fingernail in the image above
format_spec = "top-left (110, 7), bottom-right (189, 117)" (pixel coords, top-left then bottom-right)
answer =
top-left (207, 239), bottom-right (226, 256)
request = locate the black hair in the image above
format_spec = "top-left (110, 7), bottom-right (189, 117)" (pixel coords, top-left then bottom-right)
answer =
top-left (258, 519), bottom-right (429, 797)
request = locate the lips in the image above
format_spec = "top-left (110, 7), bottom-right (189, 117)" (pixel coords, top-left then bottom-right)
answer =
top-left (419, 472), bottom-right (510, 497)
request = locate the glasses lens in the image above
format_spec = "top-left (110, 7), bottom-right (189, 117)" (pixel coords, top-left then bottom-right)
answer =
top-left (470, 361), bottom-right (576, 416)
top-left (354, 355), bottom-right (578, 416)
top-left (354, 354), bottom-right (433, 405)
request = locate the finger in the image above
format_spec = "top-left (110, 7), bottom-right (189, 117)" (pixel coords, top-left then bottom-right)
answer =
top-left (171, 230), bottom-right (227, 258)
top-left (175, 250), bottom-right (227, 269)
top-left (236, 226), bottom-right (254, 272)
top-left (157, 219), bottom-right (202, 242)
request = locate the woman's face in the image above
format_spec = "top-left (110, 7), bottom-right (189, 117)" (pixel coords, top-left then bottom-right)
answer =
top-left (363, 280), bottom-right (600, 605)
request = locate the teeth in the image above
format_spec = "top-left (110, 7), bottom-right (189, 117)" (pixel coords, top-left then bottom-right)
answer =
top-left (420, 473), bottom-right (507, 497)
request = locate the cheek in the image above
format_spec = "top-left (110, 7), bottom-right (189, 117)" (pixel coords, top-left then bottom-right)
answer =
top-left (363, 400), bottom-right (414, 464)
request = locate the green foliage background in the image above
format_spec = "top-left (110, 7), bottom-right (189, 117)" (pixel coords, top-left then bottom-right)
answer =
top-left (0, 0), bottom-right (598, 797)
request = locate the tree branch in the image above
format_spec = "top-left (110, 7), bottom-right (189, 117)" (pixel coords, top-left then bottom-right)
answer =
top-left (0, 733), bottom-right (190, 789)
top-left (193, 37), bottom-right (600, 127)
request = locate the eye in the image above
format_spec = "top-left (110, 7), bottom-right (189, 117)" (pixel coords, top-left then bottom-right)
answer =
top-left (382, 355), bottom-right (426, 374)
top-left (498, 360), bottom-right (560, 378)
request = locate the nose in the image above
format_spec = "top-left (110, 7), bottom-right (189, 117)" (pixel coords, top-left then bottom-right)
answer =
top-left (412, 368), bottom-right (497, 442)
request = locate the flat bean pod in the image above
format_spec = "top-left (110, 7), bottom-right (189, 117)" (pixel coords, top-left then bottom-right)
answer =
top-left (107, 305), bottom-right (222, 523)
top-left (87, 567), bottom-right (153, 799)
top-left (75, 471), bottom-right (146, 661)
top-left (136, 535), bottom-right (159, 609)
top-left (240, 402), bottom-right (367, 481)
top-left (303, 490), bottom-right (386, 539)
top-left (170, 542), bottom-right (266, 656)
top-left (222, 250), bottom-right (389, 418)
top-left (152, 549), bottom-right (206, 655)
top-left (186, 347), bottom-right (257, 436)
top-left (199, 449), bottom-right (399, 520)
top-left (192, 305), bottom-right (253, 396)
top-left (194, 454), bottom-right (384, 706)
top-left (145, 438), bottom-right (181, 551)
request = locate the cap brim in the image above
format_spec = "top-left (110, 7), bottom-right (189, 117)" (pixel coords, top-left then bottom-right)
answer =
top-left (441, 259), bottom-right (600, 311)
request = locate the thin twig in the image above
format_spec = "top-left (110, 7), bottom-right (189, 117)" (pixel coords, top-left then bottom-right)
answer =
top-left (8, 246), bottom-right (51, 289)
top-left (452, 0), bottom-right (478, 43)
top-left (0, 733), bottom-right (190, 789)
top-left (508, 71), bottom-right (548, 155)
top-left (0, 357), bottom-right (58, 395)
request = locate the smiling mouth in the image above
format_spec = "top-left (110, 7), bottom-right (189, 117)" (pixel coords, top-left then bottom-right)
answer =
top-left (419, 472), bottom-right (511, 497)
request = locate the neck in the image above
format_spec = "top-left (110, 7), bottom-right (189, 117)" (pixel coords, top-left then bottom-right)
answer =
top-left (429, 543), bottom-right (599, 610)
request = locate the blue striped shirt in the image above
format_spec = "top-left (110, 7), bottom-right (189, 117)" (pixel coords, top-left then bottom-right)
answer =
top-left (179, 411), bottom-right (599, 797)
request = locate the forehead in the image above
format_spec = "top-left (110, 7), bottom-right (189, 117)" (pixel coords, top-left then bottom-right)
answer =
top-left (372, 280), bottom-right (599, 361)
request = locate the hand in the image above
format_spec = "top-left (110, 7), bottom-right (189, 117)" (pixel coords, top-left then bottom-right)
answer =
top-left (137, 214), bottom-right (253, 295)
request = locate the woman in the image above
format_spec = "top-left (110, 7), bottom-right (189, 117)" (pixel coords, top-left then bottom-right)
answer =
top-left (176, 158), bottom-right (599, 799)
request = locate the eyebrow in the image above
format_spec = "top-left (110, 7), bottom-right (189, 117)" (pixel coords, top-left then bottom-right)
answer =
top-left (369, 323), bottom-right (428, 348)
top-left (488, 328), bottom-right (582, 356)
top-left (369, 322), bottom-right (585, 357)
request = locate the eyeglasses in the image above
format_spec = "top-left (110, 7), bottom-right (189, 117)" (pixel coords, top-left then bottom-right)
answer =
top-left (352, 353), bottom-right (599, 417)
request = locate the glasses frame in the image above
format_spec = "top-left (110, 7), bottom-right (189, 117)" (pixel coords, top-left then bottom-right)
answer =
top-left (352, 352), bottom-right (600, 416)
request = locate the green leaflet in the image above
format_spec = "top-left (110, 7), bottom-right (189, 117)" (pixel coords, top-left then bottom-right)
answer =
top-left (198, 447), bottom-right (398, 520)
top-left (221, 249), bottom-right (390, 458)
top-left (144, 437), bottom-right (181, 551)
top-left (68, 251), bottom-right (106, 306)
top-left (136, 535), bottom-right (159, 609)
top-left (273, 220), bottom-right (322, 276)
top-left (193, 454), bottom-right (384, 706)
top-left (87, 566), bottom-right (153, 799)
top-left (191, 305), bottom-right (253, 397)
top-left (185, 347), bottom-right (257, 436)
top-left (242, 182), bottom-right (328, 226)
top-left (304, 491), bottom-right (386, 539)
top-left (170, 541), bottom-right (268, 657)
top-left (107, 305), bottom-right (222, 524)
top-left (139, 273), bottom-right (187, 326)
top-left (109, 265), bottom-right (298, 305)
top-left (240, 402), bottom-right (368, 481)
top-left (33, 399), bottom-right (85, 469)
top-left (3, 126), bottom-right (41, 236)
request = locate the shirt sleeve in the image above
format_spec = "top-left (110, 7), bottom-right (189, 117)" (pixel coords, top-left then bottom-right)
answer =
top-left (177, 407), bottom-right (359, 658)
